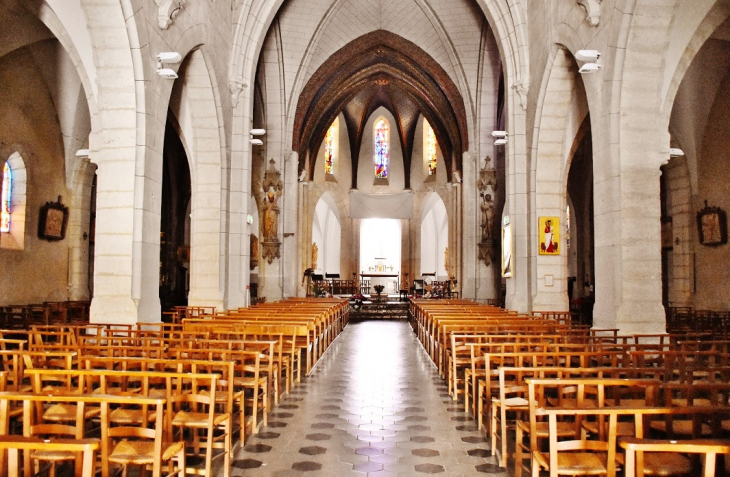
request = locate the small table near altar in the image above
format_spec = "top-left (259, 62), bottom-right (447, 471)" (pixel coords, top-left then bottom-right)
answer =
top-left (360, 273), bottom-right (400, 295)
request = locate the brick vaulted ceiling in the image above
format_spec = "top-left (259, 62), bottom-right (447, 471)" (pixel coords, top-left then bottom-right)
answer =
top-left (293, 30), bottom-right (468, 189)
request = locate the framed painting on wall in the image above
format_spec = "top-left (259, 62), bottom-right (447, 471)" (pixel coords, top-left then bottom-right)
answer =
top-left (538, 216), bottom-right (560, 255)
top-left (502, 219), bottom-right (513, 278)
top-left (697, 200), bottom-right (727, 246)
top-left (38, 197), bottom-right (68, 241)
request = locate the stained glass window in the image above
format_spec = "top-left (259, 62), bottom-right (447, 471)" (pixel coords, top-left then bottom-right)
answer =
top-left (1, 162), bottom-right (11, 233)
top-left (425, 119), bottom-right (438, 175)
top-left (374, 118), bottom-right (389, 179)
top-left (324, 119), bottom-right (336, 175)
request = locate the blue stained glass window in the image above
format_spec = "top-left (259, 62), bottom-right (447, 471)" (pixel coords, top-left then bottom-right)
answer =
top-left (374, 119), bottom-right (389, 178)
top-left (1, 162), bottom-right (11, 233)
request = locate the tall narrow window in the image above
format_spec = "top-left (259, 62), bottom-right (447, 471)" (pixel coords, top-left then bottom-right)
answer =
top-left (374, 118), bottom-right (389, 179)
top-left (324, 118), bottom-right (338, 175)
top-left (1, 162), bottom-right (11, 233)
top-left (566, 204), bottom-right (571, 249)
top-left (424, 119), bottom-right (438, 176)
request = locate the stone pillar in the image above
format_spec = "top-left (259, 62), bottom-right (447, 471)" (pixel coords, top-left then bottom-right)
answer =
top-left (504, 97), bottom-right (531, 313)
top-left (297, 165), bottom-right (309, 297)
top-left (592, 147), bottom-right (666, 334)
top-left (663, 160), bottom-right (693, 306)
top-left (461, 151), bottom-right (477, 300)
top-left (67, 160), bottom-right (96, 301)
top-left (227, 89), bottom-right (251, 309)
top-left (282, 151), bottom-right (299, 298)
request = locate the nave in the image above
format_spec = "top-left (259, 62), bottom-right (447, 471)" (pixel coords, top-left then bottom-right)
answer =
top-left (228, 320), bottom-right (499, 476)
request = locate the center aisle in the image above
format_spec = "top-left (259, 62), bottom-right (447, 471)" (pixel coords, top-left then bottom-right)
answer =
top-left (230, 320), bottom-right (505, 476)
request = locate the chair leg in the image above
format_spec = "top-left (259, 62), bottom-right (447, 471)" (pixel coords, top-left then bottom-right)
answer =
top-left (477, 383), bottom-right (484, 431)
top-left (490, 403), bottom-right (498, 458)
top-left (514, 423), bottom-right (524, 477)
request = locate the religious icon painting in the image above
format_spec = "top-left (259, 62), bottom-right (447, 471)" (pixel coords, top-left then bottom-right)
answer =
top-left (538, 216), bottom-right (560, 255)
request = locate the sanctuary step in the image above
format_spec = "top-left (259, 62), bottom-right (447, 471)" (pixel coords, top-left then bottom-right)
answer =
top-left (349, 296), bottom-right (409, 320)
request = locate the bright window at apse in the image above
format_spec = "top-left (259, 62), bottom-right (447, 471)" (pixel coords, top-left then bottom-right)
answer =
top-left (425, 119), bottom-right (437, 176)
top-left (374, 119), bottom-right (389, 178)
top-left (324, 120), bottom-right (336, 175)
top-left (1, 163), bottom-right (11, 232)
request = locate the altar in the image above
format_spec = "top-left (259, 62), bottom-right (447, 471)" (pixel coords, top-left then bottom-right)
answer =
top-left (360, 273), bottom-right (400, 294)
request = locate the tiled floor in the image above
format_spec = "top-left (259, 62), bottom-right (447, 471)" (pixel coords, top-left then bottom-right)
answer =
top-left (228, 320), bottom-right (506, 476)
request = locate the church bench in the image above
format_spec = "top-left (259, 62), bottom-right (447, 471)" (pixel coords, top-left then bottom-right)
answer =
top-left (0, 391), bottom-right (180, 477)
top-left (17, 368), bottom-right (230, 476)
top-left (79, 354), bottom-right (263, 442)
top-left (500, 371), bottom-right (661, 472)
top-left (184, 318), bottom-right (318, 374)
top-left (463, 338), bottom-right (562, 415)
top-left (475, 350), bottom-right (628, 431)
top-left (435, 320), bottom-right (570, 373)
top-left (522, 377), bottom-right (730, 477)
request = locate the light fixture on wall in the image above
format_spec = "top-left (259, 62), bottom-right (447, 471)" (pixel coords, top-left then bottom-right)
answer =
top-left (669, 148), bottom-right (685, 157)
top-left (576, 49), bottom-right (602, 74)
top-left (578, 63), bottom-right (601, 74)
top-left (250, 128), bottom-right (266, 146)
top-left (575, 50), bottom-right (600, 62)
top-left (492, 131), bottom-right (507, 146)
top-left (75, 149), bottom-right (90, 157)
top-left (156, 52), bottom-right (182, 79)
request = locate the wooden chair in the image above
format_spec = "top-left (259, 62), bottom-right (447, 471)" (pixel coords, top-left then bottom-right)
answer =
top-left (102, 395), bottom-right (186, 477)
top-left (169, 373), bottom-right (231, 477)
top-left (0, 436), bottom-right (98, 477)
top-left (22, 398), bottom-right (88, 477)
top-left (524, 378), bottom-right (661, 477)
top-left (620, 437), bottom-right (730, 477)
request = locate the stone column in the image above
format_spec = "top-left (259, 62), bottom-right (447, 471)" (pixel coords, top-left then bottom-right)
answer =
top-left (461, 151), bottom-right (477, 300)
top-left (227, 87), bottom-right (251, 310)
top-left (67, 159), bottom-right (96, 301)
top-left (592, 138), bottom-right (666, 334)
top-left (504, 95), bottom-right (531, 313)
top-left (282, 151), bottom-right (299, 298)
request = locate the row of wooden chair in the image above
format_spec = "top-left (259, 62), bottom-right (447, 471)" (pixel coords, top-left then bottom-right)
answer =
top-left (0, 297), bottom-right (350, 476)
top-left (410, 300), bottom-right (730, 476)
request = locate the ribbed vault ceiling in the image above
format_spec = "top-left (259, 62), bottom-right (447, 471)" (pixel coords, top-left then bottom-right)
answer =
top-left (293, 30), bottom-right (468, 188)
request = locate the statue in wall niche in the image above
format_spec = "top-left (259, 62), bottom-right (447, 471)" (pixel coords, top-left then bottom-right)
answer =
top-left (312, 242), bottom-right (318, 268)
top-left (250, 234), bottom-right (259, 270)
top-left (261, 159), bottom-right (283, 264)
top-left (480, 193), bottom-right (495, 241)
top-left (478, 156), bottom-right (498, 192)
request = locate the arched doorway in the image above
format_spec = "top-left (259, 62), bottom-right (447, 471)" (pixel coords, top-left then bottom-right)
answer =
top-left (663, 16), bottom-right (730, 314)
top-left (420, 192), bottom-right (449, 281)
top-left (312, 193), bottom-right (342, 276)
top-left (159, 121), bottom-right (191, 312)
top-left (566, 123), bottom-right (595, 324)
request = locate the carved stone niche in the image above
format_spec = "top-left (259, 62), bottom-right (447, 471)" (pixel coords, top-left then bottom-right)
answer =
top-left (577, 0), bottom-right (601, 27)
top-left (260, 159), bottom-right (283, 264)
top-left (250, 234), bottom-right (259, 270)
top-left (478, 239), bottom-right (497, 267)
top-left (155, 0), bottom-right (185, 30)
top-left (261, 240), bottom-right (281, 264)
